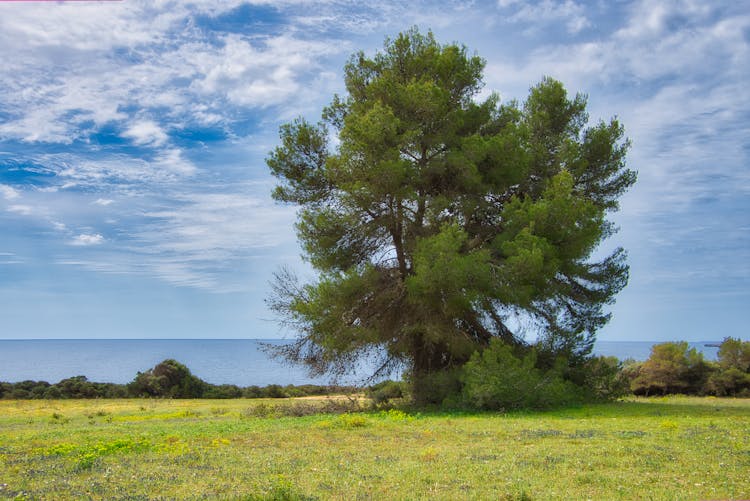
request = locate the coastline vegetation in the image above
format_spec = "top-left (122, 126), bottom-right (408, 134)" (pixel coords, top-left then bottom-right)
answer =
top-left (2, 338), bottom-right (748, 405)
top-left (0, 359), bottom-right (357, 401)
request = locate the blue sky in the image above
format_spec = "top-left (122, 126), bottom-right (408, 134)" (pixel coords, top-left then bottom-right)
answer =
top-left (0, 0), bottom-right (747, 342)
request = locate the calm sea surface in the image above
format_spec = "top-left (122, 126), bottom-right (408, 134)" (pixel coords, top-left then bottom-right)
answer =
top-left (0, 339), bottom-right (721, 385)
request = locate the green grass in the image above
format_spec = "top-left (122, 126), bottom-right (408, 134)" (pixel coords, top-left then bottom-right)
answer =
top-left (1, 396), bottom-right (748, 500)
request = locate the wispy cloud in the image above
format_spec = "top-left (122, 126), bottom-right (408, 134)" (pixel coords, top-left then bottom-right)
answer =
top-left (7, 204), bottom-right (33, 216)
top-left (497, 0), bottom-right (590, 34)
top-left (484, 2), bottom-right (750, 207)
top-left (70, 233), bottom-right (104, 246)
top-left (122, 120), bottom-right (168, 147)
top-left (0, 3), bottom-right (348, 145)
top-left (0, 184), bottom-right (20, 200)
top-left (0, 252), bottom-right (23, 265)
top-left (32, 151), bottom-right (197, 188)
top-left (127, 186), bottom-right (297, 291)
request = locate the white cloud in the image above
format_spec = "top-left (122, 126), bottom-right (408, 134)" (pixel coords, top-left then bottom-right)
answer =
top-left (485, 2), bottom-right (749, 97)
top-left (152, 149), bottom-right (198, 177)
top-left (70, 233), bottom-right (104, 246)
top-left (188, 34), bottom-right (340, 108)
top-left (7, 204), bottom-right (33, 216)
top-left (0, 3), bottom-right (348, 145)
top-left (47, 186), bottom-right (296, 291)
top-left (122, 120), bottom-right (168, 147)
top-left (498, 0), bottom-right (590, 34)
top-left (615, 1), bottom-right (714, 41)
top-left (0, 184), bottom-right (20, 200)
top-left (0, 251), bottom-right (23, 265)
top-left (140, 190), bottom-right (295, 253)
top-left (35, 150), bottom-right (197, 188)
top-left (0, 0), bottom-right (746, 305)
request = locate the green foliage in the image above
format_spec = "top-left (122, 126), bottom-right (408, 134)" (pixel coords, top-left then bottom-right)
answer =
top-left (411, 367), bottom-right (464, 406)
top-left (630, 342), bottom-right (712, 396)
top-left (706, 367), bottom-right (750, 397)
top-left (716, 336), bottom-right (750, 372)
top-left (202, 384), bottom-right (243, 399)
top-left (461, 339), bottom-right (583, 410)
top-left (0, 377), bottom-right (126, 400)
top-left (587, 338), bottom-right (750, 398)
top-left (1, 363), bottom-right (358, 400)
top-left (705, 337), bottom-right (750, 396)
top-left (574, 355), bottom-right (630, 400)
top-left (366, 380), bottom-right (407, 406)
top-left (128, 359), bottom-right (207, 398)
top-left (267, 28), bottom-right (635, 402)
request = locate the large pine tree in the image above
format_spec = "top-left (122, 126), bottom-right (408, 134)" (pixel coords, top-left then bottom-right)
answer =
top-left (267, 29), bottom-right (635, 400)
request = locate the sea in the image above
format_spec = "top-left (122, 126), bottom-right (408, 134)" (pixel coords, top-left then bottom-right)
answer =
top-left (0, 339), bottom-right (722, 386)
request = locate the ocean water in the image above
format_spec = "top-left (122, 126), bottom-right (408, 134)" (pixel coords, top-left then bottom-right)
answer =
top-left (0, 339), bottom-right (327, 386)
top-left (0, 339), bottom-right (721, 385)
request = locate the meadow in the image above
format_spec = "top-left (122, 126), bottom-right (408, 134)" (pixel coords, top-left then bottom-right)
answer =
top-left (0, 396), bottom-right (748, 500)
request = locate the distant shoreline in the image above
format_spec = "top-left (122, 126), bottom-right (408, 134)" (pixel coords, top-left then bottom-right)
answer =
top-left (0, 339), bottom-right (725, 386)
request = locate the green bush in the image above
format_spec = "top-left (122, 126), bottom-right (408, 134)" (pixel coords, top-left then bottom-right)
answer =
top-left (717, 337), bottom-right (750, 372)
top-left (242, 385), bottom-right (263, 398)
top-left (630, 342), bottom-right (713, 396)
top-left (0, 363), bottom-right (361, 400)
top-left (128, 359), bottom-right (207, 398)
top-left (574, 356), bottom-right (630, 400)
top-left (263, 384), bottom-right (287, 398)
top-left (366, 380), bottom-right (407, 406)
top-left (706, 367), bottom-right (750, 396)
top-left (57, 376), bottom-right (101, 398)
top-left (203, 384), bottom-right (243, 399)
top-left (411, 368), bottom-right (463, 406)
top-left (704, 337), bottom-right (750, 396)
top-left (461, 340), bottom-right (583, 410)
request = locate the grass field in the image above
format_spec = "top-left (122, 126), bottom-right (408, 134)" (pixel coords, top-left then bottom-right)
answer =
top-left (1, 396), bottom-right (748, 500)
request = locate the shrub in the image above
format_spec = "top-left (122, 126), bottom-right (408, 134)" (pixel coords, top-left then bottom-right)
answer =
top-left (717, 337), bottom-right (750, 372)
top-left (411, 368), bottom-right (463, 407)
top-left (704, 337), bottom-right (750, 396)
top-left (43, 386), bottom-right (63, 399)
top-left (366, 380), bottom-right (407, 406)
top-left (128, 360), bottom-right (207, 398)
top-left (706, 367), bottom-right (750, 396)
top-left (575, 356), bottom-right (630, 400)
top-left (100, 383), bottom-right (129, 398)
top-left (630, 342), bottom-right (713, 396)
top-left (203, 384), bottom-right (243, 399)
top-left (57, 376), bottom-right (101, 398)
top-left (242, 385), bottom-right (263, 398)
top-left (461, 339), bottom-right (583, 410)
top-left (263, 384), bottom-right (287, 398)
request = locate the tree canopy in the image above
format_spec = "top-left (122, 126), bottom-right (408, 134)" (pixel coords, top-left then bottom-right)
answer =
top-left (267, 29), bottom-right (635, 399)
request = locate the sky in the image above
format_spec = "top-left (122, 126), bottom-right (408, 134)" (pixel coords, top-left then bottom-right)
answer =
top-left (0, 0), bottom-right (747, 342)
